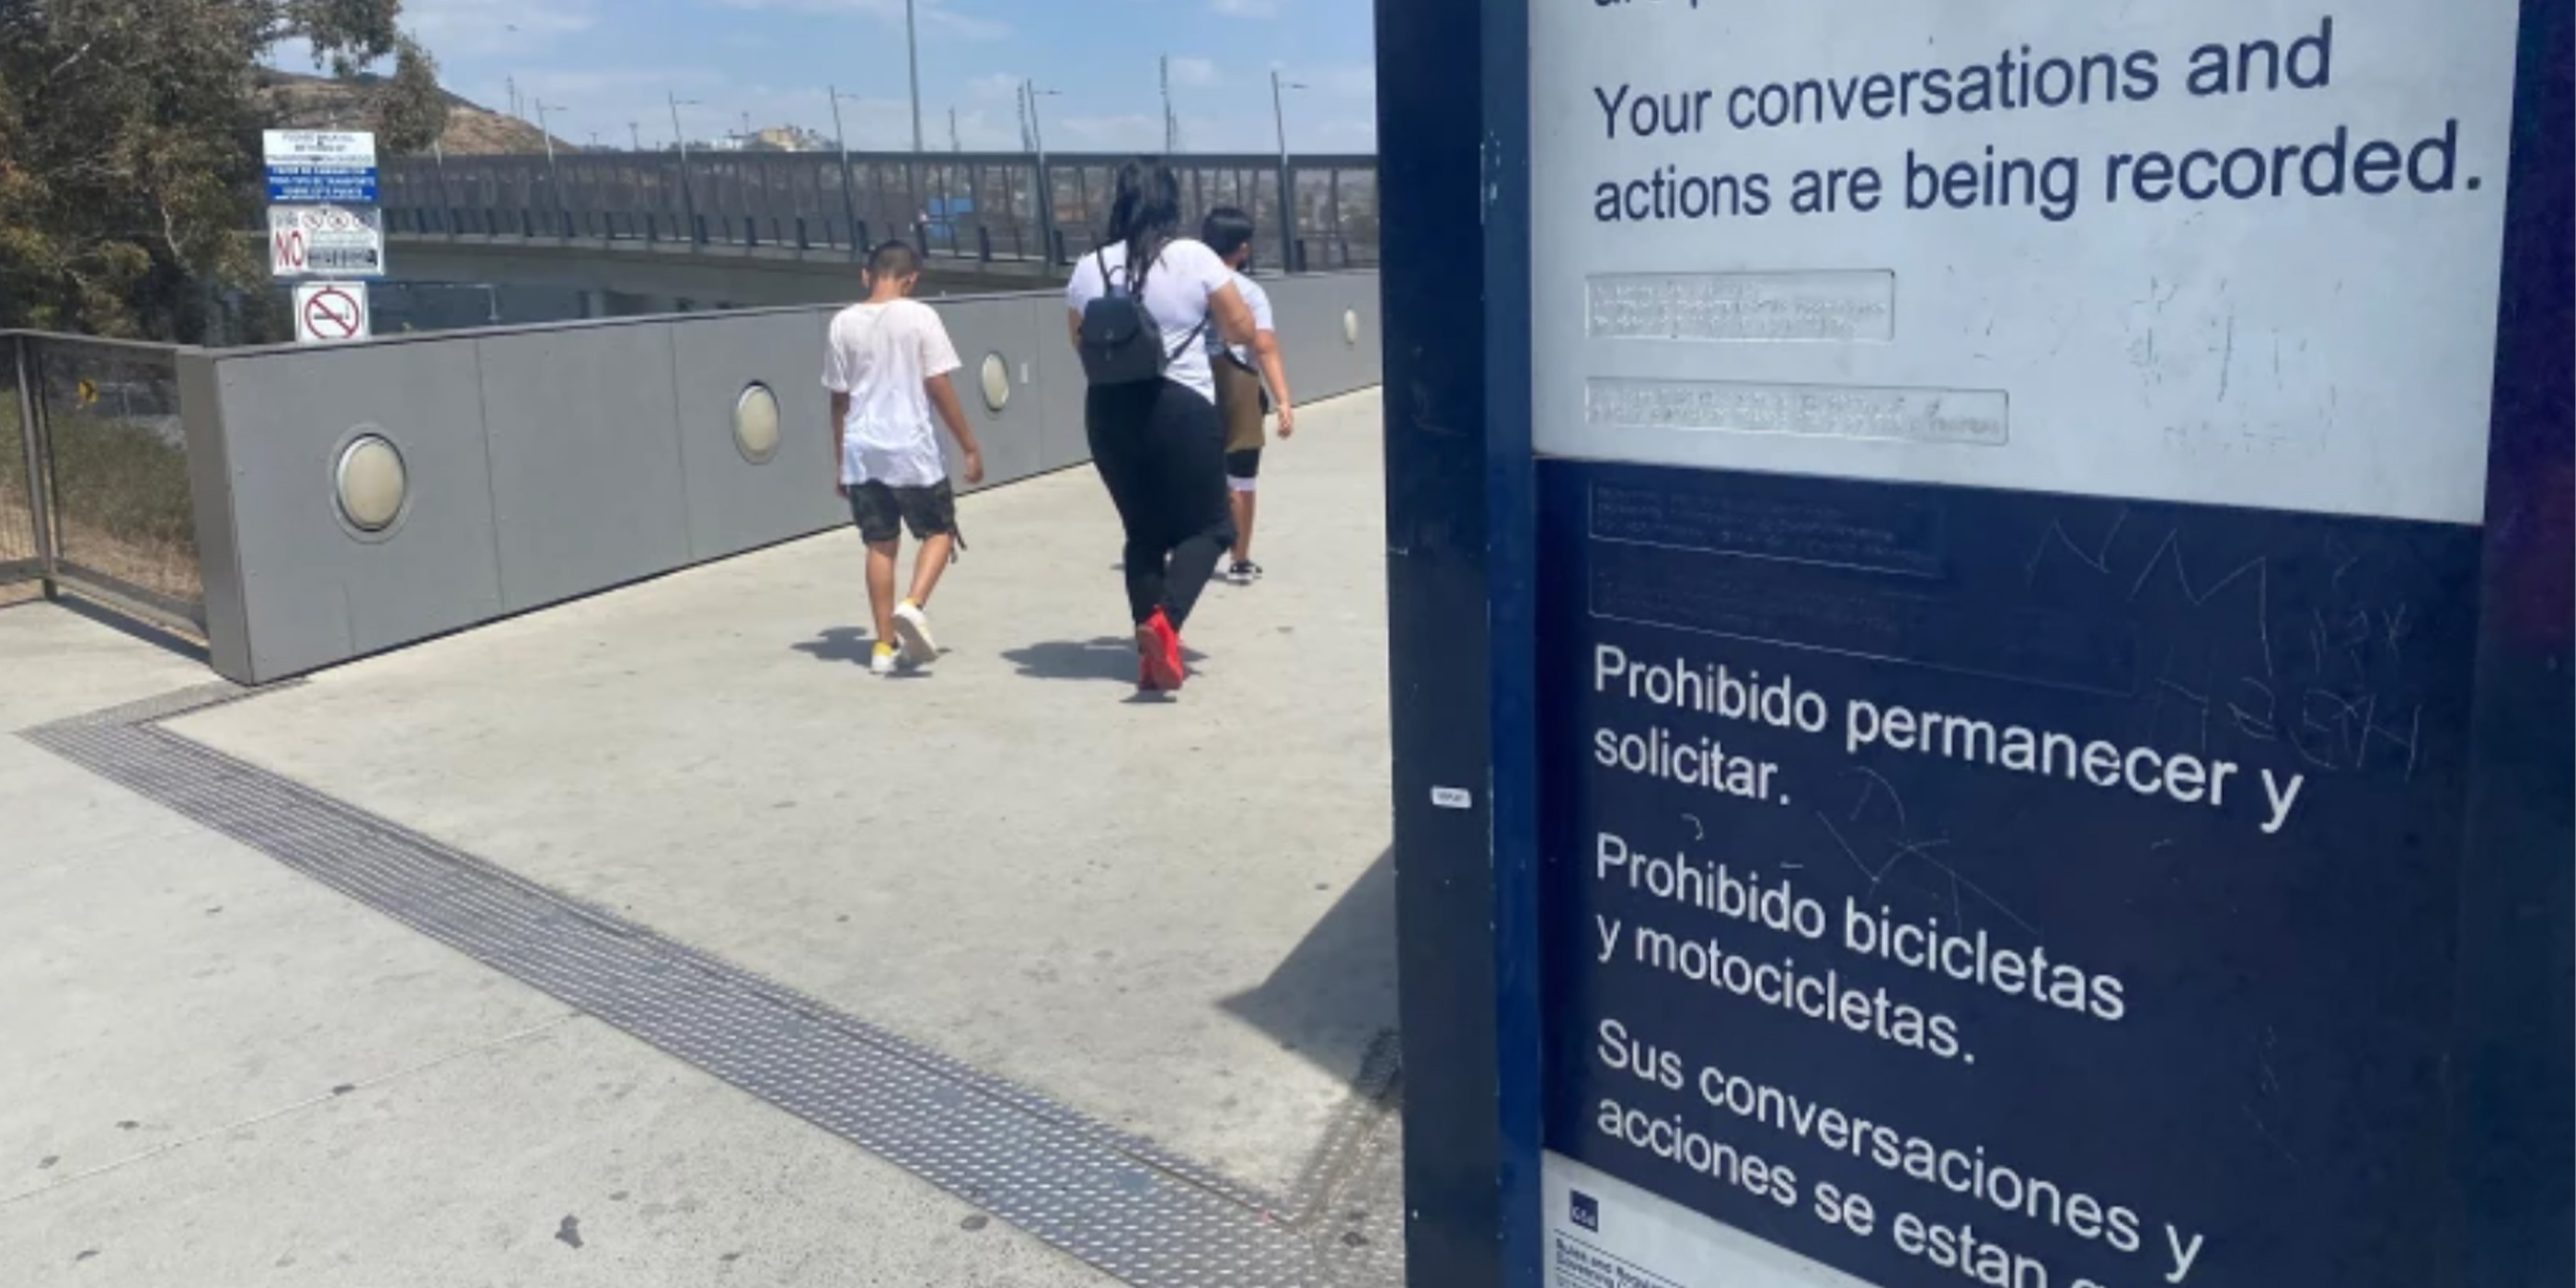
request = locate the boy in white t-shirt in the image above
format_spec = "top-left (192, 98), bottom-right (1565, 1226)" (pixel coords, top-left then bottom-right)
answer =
top-left (822, 240), bottom-right (985, 675)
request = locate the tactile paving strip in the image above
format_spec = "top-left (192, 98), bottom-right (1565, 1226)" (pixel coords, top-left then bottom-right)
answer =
top-left (27, 690), bottom-right (1406, 1288)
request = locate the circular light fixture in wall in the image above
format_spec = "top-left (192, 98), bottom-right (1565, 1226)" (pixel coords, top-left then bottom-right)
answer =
top-left (734, 382), bottom-right (782, 464)
top-left (1343, 309), bottom-right (1362, 347)
top-left (334, 432), bottom-right (408, 535)
top-left (979, 353), bottom-right (1012, 413)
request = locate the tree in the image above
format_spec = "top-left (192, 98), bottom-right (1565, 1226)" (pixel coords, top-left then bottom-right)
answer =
top-left (373, 36), bottom-right (448, 154)
top-left (0, 0), bottom-right (444, 340)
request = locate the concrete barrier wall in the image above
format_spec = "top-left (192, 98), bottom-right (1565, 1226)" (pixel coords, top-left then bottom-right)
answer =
top-left (181, 271), bottom-right (1381, 683)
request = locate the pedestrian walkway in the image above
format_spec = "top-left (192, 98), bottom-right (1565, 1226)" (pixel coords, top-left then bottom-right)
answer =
top-left (1, 390), bottom-right (1400, 1286)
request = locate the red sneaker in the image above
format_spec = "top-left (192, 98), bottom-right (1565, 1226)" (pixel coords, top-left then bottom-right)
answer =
top-left (1136, 609), bottom-right (1186, 692)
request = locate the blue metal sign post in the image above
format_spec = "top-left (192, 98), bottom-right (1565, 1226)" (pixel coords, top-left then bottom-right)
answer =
top-left (1384, 2), bottom-right (2570, 1286)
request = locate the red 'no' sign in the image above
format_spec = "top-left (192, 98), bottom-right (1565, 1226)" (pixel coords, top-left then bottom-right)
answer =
top-left (304, 286), bottom-right (362, 339)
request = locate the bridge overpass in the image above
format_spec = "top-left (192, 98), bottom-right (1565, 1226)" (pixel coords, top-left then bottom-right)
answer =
top-left (373, 151), bottom-right (1381, 311)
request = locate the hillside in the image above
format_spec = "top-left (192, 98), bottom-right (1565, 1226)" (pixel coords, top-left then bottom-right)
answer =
top-left (252, 69), bottom-right (573, 155)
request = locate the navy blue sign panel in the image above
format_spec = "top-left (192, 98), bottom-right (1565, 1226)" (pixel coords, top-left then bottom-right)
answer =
top-left (267, 167), bottom-right (379, 204)
top-left (1537, 458), bottom-right (2481, 1288)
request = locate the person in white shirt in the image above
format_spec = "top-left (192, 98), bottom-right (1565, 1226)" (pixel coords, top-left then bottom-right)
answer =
top-left (1064, 159), bottom-right (1257, 694)
top-left (822, 240), bottom-right (986, 676)
top-left (1198, 207), bottom-right (1296, 585)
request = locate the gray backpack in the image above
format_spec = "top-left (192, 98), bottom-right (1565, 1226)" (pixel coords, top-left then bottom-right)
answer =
top-left (1077, 245), bottom-right (1205, 385)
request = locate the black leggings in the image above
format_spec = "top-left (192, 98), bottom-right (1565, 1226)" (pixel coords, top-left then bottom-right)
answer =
top-left (1087, 380), bottom-right (1235, 629)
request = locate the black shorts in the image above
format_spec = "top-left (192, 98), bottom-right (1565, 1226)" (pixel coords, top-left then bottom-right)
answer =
top-left (1225, 448), bottom-right (1262, 482)
top-left (848, 479), bottom-right (958, 545)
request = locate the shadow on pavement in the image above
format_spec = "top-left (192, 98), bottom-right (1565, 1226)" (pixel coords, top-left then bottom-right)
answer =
top-left (792, 626), bottom-right (879, 666)
top-left (1004, 636), bottom-right (1211, 684)
top-left (1221, 848), bottom-right (1398, 1080)
top-left (26, 589), bottom-right (211, 664)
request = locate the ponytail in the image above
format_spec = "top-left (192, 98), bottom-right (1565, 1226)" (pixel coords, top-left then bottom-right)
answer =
top-left (1104, 157), bottom-right (1184, 294)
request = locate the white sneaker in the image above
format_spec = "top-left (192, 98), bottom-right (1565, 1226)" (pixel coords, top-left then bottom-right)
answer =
top-left (869, 643), bottom-right (900, 676)
top-left (892, 600), bottom-right (939, 665)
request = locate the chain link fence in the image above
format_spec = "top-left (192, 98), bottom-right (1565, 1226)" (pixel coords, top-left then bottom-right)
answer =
top-left (0, 344), bottom-right (40, 605)
top-left (1, 332), bottom-right (204, 636)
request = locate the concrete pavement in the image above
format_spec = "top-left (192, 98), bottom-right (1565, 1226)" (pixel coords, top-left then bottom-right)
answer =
top-left (2, 389), bottom-right (1399, 1285)
top-left (1, 608), bottom-right (1126, 1287)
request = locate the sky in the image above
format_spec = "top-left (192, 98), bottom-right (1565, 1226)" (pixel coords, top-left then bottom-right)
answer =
top-left (286, 0), bottom-right (1379, 155)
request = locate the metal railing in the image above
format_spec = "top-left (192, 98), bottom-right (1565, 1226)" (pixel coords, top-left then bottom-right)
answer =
top-left (2, 331), bottom-right (205, 637)
top-left (377, 151), bottom-right (1382, 271)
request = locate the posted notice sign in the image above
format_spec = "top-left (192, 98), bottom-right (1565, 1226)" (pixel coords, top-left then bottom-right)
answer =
top-left (269, 205), bottom-right (386, 278)
top-left (1526, 4), bottom-right (2521, 1288)
top-left (264, 130), bottom-right (379, 204)
top-left (293, 282), bottom-right (371, 345)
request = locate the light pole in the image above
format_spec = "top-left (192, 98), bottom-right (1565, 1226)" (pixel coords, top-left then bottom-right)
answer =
top-left (1162, 54), bottom-right (1177, 154)
top-left (1023, 81), bottom-right (1062, 262)
top-left (1270, 70), bottom-right (1306, 270)
top-left (1023, 80), bottom-right (1059, 156)
top-left (903, 0), bottom-right (925, 223)
top-left (669, 93), bottom-right (703, 243)
top-left (629, 121), bottom-right (643, 152)
top-left (828, 86), bottom-right (865, 257)
top-left (535, 98), bottom-right (570, 236)
top-left (431, 135), bottom-right (455, 236)
top-left (945, 105), bottom-right (960, 249)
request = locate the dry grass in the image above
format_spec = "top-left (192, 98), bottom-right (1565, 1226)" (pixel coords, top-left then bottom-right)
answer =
top-left (0, 450), bottom-right (32, 568)
top-left (0, 408), bottom-right (202, 620)
top-left (254, 70), bottom-right (573, 155)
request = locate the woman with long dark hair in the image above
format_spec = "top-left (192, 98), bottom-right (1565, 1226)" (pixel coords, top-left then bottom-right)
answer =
top-left (1065, 158), bottom-right (1258, 693)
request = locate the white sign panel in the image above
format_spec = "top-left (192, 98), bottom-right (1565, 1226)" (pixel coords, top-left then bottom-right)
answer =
top-left (268, 205), bottom-right (386, 278)
top-left (263, 130), bottom-right (379, 202)
top-left (1530, 2), bottom-right (2523, 524)
top-left (261, 130), bottom-right (378, 169)
top-left (293, 282), bottom-right (371, 345)
top-left (1544, 1153), bottom-right (1878, 1288)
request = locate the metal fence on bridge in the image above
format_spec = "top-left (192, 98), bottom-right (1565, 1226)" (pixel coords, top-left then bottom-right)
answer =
top-left (379, 152), bottom-right (1381, 271)
top-left (4, 332), bottom-right (204, 637)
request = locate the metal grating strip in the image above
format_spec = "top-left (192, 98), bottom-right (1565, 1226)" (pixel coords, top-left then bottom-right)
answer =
top-left (25, 696), bottom-right (1405, 1288)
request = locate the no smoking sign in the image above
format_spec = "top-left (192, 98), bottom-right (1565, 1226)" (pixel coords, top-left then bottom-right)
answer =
top-left (293, 282), bottom-right (371, 345)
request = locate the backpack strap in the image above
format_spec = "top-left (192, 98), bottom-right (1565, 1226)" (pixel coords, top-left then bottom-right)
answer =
top-left (1167, 314), bottom-right (1209, 362)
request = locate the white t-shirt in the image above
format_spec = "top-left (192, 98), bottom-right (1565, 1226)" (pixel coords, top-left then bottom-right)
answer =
top-left (821, 299), bottom-right (962, 488)
top-left (1210, 270), bottom-right (1274, 368)
top-left (1064, 237), bottom-right (1233, 403)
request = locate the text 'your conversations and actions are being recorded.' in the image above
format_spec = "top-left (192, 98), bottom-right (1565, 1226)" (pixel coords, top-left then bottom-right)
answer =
top-left (1588, 17), bottom-right (2482, 226)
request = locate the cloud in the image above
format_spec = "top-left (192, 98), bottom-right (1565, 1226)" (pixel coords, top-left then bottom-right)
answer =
top-left (1210, 0), bottom-right (1278, 16)
top-left (404, 0), bottom-right (597, 56)
top-left (708, 0), bottom-right (1009, 40)
top-left (938, 109), bottom-right (1019, 150)
top-left (1055, 112), bottom-right (1164, 151)
top-left (263, 36), bottom-right (320, 71)
top-left (922, 6), bottom-right (1011, 39)
top-left (1306, 63), bottom-right (1378, 102)
top-left (967, 73), bottom-right (1023, 100)
top-left (1155, 110), bottom-right (1376, 154)
top-left (1168, 56), bottom-right (1219, 88)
